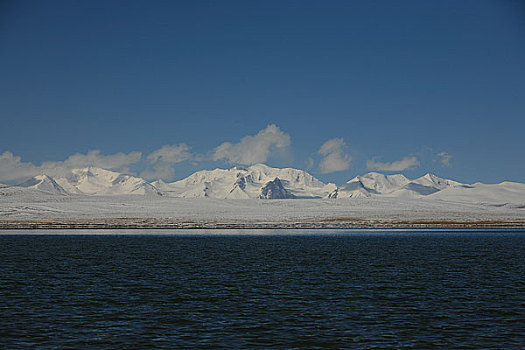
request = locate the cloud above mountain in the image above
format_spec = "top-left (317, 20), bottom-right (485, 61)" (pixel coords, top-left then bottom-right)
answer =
top-left (0, 125), bottom-right (292, 182)
top-left (318, 138), bottom-right (351, 174)
top-left (212, 124), bottom-right (291, 165)
top-left (438, 152), bottom-right (452, 168)
top-left (0, 152), bottom-right (41, 182)
top-left (367, 156), bottom-right (419, 171)
top-left (141, 144), bottom-right (192, 180)
top-left (44, 150), bottom-right (142, 174)
top-left (0, 150), bottom-right (143, 182)
top-left (1, 125), bottom-right (448, 183)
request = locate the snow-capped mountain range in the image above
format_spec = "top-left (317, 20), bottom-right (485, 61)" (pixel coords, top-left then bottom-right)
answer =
top-left (152, 164), bottom-right (335, 199)
top-left (327, 172), bottom-right (466, 198)
top-left (9, 164), bottom-right (525, 206)
top-left (17, 167), bottom-right (162, 197)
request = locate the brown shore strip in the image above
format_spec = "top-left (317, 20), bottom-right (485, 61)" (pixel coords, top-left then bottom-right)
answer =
top-left (1, 218), bottom-right (524, 230)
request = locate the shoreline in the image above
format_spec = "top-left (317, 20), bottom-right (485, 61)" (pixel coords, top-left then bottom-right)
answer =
top-left (1, 219), bottom-right (524, 230)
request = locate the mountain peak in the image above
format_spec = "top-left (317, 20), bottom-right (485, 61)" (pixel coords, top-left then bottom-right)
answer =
top-left (412, 173), bottom-right (463, 189)
top-left (346, 172), bottom-right (410, 195)
top-left (35, 174), bottom-right (55, 181)
top-left (423, 173), bottom-right (440, 181)
top-left (249, 163), bottom-right (271, 169)
top-left (18, 174), bottom-right (68, 195)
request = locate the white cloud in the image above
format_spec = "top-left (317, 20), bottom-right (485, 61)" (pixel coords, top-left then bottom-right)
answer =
top-left (438, 152), bottom-right (452, 168)
top-left (0, 145), bottom-right (196, 183)
top-left (213, 124), bottom-right (291, 165)
top-left (140, 163), bottom-right (177, 181)
top-left (317, 138), bottom-right (351, 174)
top-left (147, 144), bottom-right (191, 164)
top-left (43, 150), bottom-right (142, 174)
top-left (306, 157), bottom-right (315, 170)
top-left (141, 144), bottom-right (192, 180)
top-left (366, 156), bottom-right (419, 172)
top-left (0, 150), bottom-right (142, 183)
top-left (0, 152), bottom-right (40, 182)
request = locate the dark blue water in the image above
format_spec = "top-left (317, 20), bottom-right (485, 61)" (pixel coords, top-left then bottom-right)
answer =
top-left (0, 230), bottom-right (524, 349)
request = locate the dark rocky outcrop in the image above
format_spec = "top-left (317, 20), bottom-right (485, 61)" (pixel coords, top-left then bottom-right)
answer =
top-left (259, 177), bottom-right (295, 199)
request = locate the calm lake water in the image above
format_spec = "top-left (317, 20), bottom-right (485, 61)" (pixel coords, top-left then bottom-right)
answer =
top-left (0, 230), bottom-right (524, 349)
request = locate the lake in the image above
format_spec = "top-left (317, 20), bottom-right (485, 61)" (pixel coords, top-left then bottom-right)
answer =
top-left (0, 230), bottom-right (524, 348)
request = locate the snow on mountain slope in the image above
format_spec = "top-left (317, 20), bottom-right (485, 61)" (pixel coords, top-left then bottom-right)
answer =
top-left (429, 181), bottom-right (525, 207)
top-left (355, 172), bottom-right (411, 194)
top-left (332, 172), bottom-right (472, 199)
top-left (4, 182), bottom-right (64, 205)
top-left (332, 172), bottom-right (525, 206)
top-left (387, 173), bottom-right (469, 198)
top-left (248, 164), bottom-right (335, 198)
top-left (328, 172), bottom-right (410, 198)
top-left (5, 165), bottom-right (525, 207)
top-left (152, 164), bottom-right (335, 199)
top-left (412, 173), bottom-right (464, 189)
top-left (18, 175), bottom-right (68, 195)
top-left (153, 167), bottom-right (251, 198)
top-left (54, 168), bottom-right (163, 196)
top-left (327, 181), bottom-right (372, 198)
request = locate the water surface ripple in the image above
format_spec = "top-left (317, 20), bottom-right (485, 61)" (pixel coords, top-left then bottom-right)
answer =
top-left (0, 231), bottom-right (524, 348)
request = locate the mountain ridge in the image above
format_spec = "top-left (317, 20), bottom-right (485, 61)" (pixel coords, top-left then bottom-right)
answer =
top-left (18, 174), bottom-right (69, 195)
top-left (12, 165), bottom-right (525, 206)
top-left (152, 163), bottom-right (335, 199)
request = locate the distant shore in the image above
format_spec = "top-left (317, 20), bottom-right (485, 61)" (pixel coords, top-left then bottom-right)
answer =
top-left (1, 218), bottom-right (524, 230)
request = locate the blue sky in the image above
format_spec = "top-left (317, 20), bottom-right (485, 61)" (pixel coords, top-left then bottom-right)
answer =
top-left (1, 0), bottom-right (524, 184)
